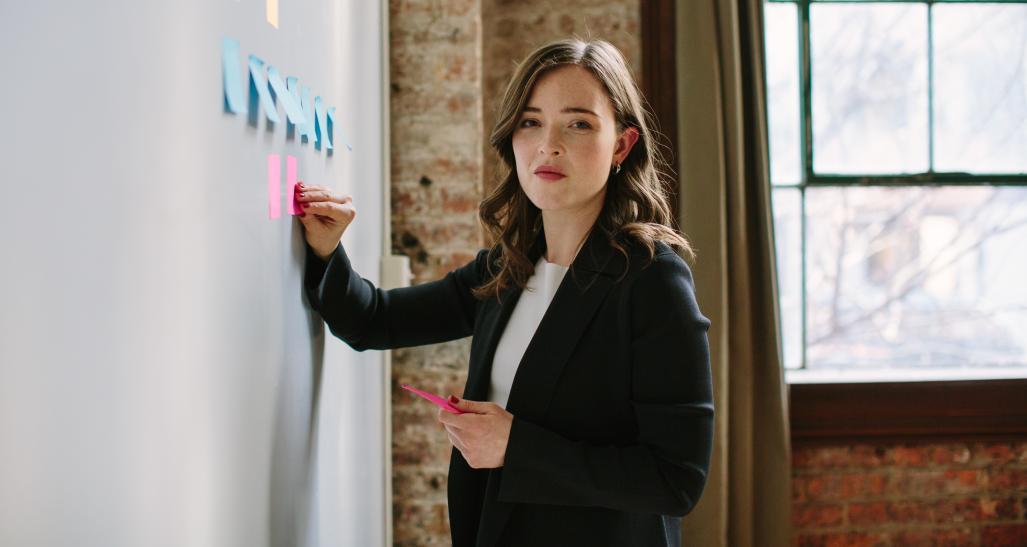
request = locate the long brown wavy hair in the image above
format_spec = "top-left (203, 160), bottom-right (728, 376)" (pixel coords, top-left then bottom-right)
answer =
top-left (473, 38), bottom-right (692, 301)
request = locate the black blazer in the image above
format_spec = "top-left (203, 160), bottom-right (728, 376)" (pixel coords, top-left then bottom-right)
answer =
top-left (304, 229), bottom-right (714, 547)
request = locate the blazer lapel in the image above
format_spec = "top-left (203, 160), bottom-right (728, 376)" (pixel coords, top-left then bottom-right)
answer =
top-left (475, 229), bottom-right (623, 547)
top-left (503, 228), bottom-right (621, 420)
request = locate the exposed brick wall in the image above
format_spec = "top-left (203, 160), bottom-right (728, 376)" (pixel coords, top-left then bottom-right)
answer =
top-left (388, 1), bottom-right (640, 544)
top-left (793, 440), bottom-right (1027, 546)
top-left (389, 0), bottom-right (482, 544)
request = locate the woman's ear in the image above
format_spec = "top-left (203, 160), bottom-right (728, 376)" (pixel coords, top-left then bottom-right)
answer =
top-left (613, 126), bottom-right (640, 165)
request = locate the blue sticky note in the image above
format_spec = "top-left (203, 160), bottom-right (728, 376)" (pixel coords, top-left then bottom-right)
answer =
top-left (268, 67), bottom-right (306, 126)
top-left (327, 107), bottom-right (352, 151)
top-left (248, 54), bottom-right (280, 124)
top-left (222, 37), bottom-right (247, 114)
top-left (299, 85), bottom-right (315, 143)
top-left (314, 95), bottom-right (331, 150)
top-left (287, 77), bottom-right (316, 142)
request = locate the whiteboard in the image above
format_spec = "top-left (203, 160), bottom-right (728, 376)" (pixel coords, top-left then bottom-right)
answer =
top-left (0, 1), bottom-right (388, 546)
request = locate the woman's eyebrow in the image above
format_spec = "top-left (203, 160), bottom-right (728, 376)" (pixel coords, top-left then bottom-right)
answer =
top-left (522, 106), bottom-right (600, 117)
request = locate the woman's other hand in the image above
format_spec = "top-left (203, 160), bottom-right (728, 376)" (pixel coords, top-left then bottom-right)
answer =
top-left (296, 182), bottom-right (356, 261)
top-left (437, 397), bottom-right (514, 469)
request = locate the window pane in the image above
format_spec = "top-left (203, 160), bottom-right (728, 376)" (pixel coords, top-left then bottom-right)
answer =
top-left (765, 2), bottom-right (802, 185)
top-left (772, 187), bottom-right (803, 369)
top-left (934, 4), bottom-right (1027, 174)
top-left (811, 3), bottom-right (929, 175)
top-left (802, 186), bottom-right (1027, 379)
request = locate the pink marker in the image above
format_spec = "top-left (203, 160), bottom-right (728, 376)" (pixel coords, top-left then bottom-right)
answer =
top-left (401, 384), bottom-right (465, 414)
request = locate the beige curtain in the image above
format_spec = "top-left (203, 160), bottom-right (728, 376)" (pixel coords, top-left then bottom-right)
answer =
top-left (675, 0), bottom-right (792, 545)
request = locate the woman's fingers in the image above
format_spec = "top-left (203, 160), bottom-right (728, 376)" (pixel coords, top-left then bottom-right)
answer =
top-left (297, 190), bottom-right (351, 204)
top-left (444, 427), bottom-right (467, 452)
top-left (301, 200), bottom-right (356, 221)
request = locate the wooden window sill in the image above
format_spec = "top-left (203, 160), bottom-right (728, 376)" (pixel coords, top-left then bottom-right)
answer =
top-left (789, 379), bottom-right (1027, 444)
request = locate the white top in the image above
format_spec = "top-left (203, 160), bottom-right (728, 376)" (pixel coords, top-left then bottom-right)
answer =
top-left (487, 257), bottom-right (569, 408)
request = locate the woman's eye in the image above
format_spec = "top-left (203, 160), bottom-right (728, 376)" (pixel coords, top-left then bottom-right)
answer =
top-left (571, 121), bottom-right (592, 130)
top-left (519, 119), bottom-right (539, 128)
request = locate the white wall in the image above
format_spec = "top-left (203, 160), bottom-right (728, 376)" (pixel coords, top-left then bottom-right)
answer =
top-left (0, 1), bottom-right (386, 545)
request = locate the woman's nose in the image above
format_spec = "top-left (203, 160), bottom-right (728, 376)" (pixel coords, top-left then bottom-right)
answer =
top-left (538, 128), bottom-right (563, 156)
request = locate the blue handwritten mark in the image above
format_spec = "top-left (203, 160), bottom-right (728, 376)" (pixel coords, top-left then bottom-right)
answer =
top-left (222, 37), bottom-right (247, 114)
top-left (268, 67), bottom-right (307, 126)
top-left (248, 54), bottom-right (280, 124)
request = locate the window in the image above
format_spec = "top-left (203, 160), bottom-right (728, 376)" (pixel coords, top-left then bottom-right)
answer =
top-left (764, 0), bottom-right (1027, 383)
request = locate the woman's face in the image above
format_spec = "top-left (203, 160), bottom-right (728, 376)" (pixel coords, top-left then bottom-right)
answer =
top-left (512, 65), bottom-right (637, 217)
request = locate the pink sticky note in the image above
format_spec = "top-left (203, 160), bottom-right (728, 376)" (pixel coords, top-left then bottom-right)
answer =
top-left (401, 384), bottom-right (465, 414)
top-left (267, 154), bottom-right (281, 219)
top-left (286, 155), bottom-right (299, 215)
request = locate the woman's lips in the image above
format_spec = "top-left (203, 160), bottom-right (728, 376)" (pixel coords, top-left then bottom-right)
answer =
top-left (535, 171), bottom-right (566, 181)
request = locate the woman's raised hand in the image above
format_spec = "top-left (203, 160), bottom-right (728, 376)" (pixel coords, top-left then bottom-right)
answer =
top-left (296, 182), bottom-right (357, 261)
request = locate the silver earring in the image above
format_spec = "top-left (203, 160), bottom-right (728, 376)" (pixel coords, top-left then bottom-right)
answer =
top-left (613, 163), bottom-right (622, 175)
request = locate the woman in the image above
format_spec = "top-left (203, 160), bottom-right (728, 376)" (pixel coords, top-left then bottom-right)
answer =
top-left (298, 39), bottom-right (713, 547)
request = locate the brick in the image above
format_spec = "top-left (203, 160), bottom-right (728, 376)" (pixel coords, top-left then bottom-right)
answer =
top-left (932, 498), bottom-right (983, 523)
top-left (793, 446), bottom-right (855, 470)
top-left (391, 46), bottom-right (478, 86)
top-left (390, 120), bottom-right (482, 162)
top-left (980, 524), bottom-right (1027, 546)
top-left (793, 503), bottom-right (844, 528)
top-left (972, 442), bottom-right (1017, 466)
top-left (391, 86), bottom-right (480, 119)
top-left (391, 177), bottom-right (482, 217)
top-left (392, 501), bottom-right (451, 546)
top-left (393, 466), bottom-right (448, 502)
top-left (796, 532), bottom-right (887, 547)
top-left (793, 476), bottom-right (808, 503)
top-left (1015, 441), bottom-right (1027, 463)
top-left (848, 444), bottom-right (888, 467)
top-left (890, 445), bottom-right (930, 467)
top-left (399, 157), bottom-right (483, 184)
top-left (390, 0), bottom-right (476, 19)
top-left (847, 502), bottom-right (888, 526)
top-left (886, 500), bottom-right (934, 523)
top-left (393, 338), bottom-right (472, 372)
top-left (980, 497), bottom-right (1019, 520)
top-left (393, 404), bottom-right (446, 431)
top-left (890, 527), bottom-right (975, 546)
top-left (887, 470), bottom-right (983, 497)
top-left (849, 500), bottom-right (934, 526)
top-left (929, 497), bottom-right (1017, 523)
top-left (792, 446), bottom-right (815, 469)
top-left (393, 215), bottom-right (481, 253)
top-left (929, 443), bottom-right (972, 465)
top-left (805, 473), bottom-right (887, 501)
top-left (988, 468), bottom-right (1027, 491)
top-left (392, 429), bottom-right (453, 466)
top-left (390, 21), bottom-right (476, 47)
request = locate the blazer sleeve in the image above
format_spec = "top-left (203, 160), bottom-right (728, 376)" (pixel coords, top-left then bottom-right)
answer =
top-left (304, 243), bottom-right (488, 351)
top-left (497, 251), bottom-right (714, 516)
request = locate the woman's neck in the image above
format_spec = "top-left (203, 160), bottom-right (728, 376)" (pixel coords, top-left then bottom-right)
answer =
top-left (541, 199), bottom-right (603, 267)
